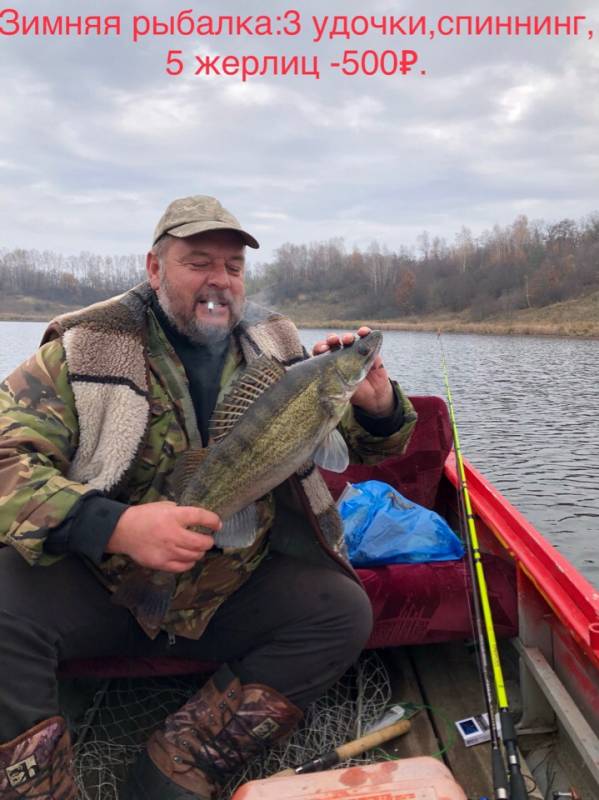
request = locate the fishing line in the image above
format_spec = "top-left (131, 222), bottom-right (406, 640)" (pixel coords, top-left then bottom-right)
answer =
top-left (438, 332), bottom-right (528, 800)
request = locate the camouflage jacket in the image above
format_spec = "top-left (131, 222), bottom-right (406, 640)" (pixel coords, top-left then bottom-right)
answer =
top-left (0, 283), bottom-right (417, 639)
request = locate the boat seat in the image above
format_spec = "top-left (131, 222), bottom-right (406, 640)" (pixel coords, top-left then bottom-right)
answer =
top-left (322, 395), bottom-right (517, 650)
top-left (359, 555), bottom-right (516, 650)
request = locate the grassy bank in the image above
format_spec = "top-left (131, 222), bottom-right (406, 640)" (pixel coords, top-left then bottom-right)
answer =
top-left (278, 290), bottom-right (599, 339)
top-left (0, 294), bottom-right (83, 321)
top-left (2, 291), bottom-right (599, 338)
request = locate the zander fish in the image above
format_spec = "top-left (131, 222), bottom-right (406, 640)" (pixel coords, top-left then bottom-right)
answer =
top-left (111, 330), bottom-right (383, 628)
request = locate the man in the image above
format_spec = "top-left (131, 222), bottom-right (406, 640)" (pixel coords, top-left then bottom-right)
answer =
top-left (0, 196), bottom-right (417, 800)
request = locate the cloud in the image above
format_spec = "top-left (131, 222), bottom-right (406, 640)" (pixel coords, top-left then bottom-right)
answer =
top-left (0, 0), bottom-right (596, 262)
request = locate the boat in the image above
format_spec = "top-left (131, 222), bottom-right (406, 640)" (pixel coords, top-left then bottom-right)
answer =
top-left (59, 395), bottom-right (599, 799)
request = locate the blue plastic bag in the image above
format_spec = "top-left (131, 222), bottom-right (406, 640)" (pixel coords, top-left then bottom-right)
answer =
top-left (338, 480), bottom-right (464, 566)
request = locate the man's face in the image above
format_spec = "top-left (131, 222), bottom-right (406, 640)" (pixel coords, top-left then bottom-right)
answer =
top-left (147, 230), bottom-right (246, 344)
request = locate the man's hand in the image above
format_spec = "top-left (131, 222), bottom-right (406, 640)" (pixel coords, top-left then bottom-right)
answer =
top-left (312, 326), bottom-right (395, 417)
top-left (106, 502), bottom-right (220, 573)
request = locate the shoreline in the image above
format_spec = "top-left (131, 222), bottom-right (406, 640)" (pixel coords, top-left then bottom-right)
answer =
top-left (2, 312), bottom-right (599, 340)
top-left (1, 294), bottom-right (598, 339)
top-left (2, 313), bottom-right (597, 339)
top-left (293, 318), bottom-right (599, 339)
top-left (276, 290), bottom-right (599, 339)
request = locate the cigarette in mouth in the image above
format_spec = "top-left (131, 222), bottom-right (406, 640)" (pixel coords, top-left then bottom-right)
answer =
top-left (207, 301), bottom-right (215, 312)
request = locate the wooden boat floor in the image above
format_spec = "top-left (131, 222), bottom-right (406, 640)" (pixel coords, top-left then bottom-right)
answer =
top-left (383, 641), bottom-right (520, 798)
top-left (61, 641), bottom-right (522, 798)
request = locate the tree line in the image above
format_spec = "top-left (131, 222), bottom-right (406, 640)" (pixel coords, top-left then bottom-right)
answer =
top-left (1, 212), bottom-right (598, 319)
top-left (0, 250), bottom-right (146, 304)
top-left (250, 213), bottom-right (599, 319)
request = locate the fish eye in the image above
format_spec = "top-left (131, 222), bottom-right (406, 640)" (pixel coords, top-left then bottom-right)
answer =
top-left (357, 340), bottom-right (369, 355)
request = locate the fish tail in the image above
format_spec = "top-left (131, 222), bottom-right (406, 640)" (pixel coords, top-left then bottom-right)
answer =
top-left (111, 570), bottom-right (176, 628)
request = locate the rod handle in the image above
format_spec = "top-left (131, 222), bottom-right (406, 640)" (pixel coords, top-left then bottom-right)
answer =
top-left (336, 718), bottom-right (412, 760)
top-left (271, 719), bottom-right (411, 778)
top-left (491, 747), bottom-right (508, 798)
top-left (508, 764), bottom-right (529, 800)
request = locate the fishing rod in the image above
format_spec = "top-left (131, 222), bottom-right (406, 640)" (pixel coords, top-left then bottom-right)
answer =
top-left (438, 333), bottom-right (528, 800)
top-left (270, 717), bottom-right (412, 778)
top-left (457, 480), bottom-right (508, 799)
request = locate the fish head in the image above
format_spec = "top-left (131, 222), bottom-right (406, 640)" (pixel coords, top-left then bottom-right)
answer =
top-left (333, 330), bottom-right (383, 386)
top-left (321, 330), bottom-right (383, 413)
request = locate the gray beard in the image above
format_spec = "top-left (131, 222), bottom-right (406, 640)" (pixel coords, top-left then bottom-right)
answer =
top-left (156, 286), bottom-right (238, 345)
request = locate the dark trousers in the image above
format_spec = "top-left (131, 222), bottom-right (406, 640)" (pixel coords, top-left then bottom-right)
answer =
top-left (0, 548), bottom-right (372, 741)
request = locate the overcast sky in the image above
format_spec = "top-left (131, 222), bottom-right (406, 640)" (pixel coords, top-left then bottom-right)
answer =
top-left (1, 0), bottom-right (598, 265)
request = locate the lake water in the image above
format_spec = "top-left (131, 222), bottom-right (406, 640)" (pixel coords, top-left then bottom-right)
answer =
top-left (1, 321), bottom-right (597, 586)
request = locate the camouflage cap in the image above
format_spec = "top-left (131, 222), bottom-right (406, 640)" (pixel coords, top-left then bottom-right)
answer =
top-left (152, 195), bottom-right (259, 248)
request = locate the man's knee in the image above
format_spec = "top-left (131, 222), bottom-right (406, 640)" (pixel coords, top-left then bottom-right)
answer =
top-left (329, 575), bottom-right (373, 655)
top-left (284, 574), bottom-right (373, 707)
top-left (350, 579), bottom-right (374, 648)
top-left (299, 568), bottom-right (373, 658)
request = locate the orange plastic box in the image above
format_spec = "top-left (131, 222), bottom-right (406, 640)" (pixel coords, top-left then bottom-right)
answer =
top-left (231, 756), bottom-right (468, 799)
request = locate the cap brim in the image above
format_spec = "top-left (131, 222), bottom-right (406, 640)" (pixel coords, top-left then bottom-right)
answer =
top-left (158, 221), bottom-right (259, 249)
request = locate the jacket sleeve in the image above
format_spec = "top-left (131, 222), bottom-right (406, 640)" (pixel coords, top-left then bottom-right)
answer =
top-left (0, 339), bottom-right (99, 565)
top-left (338, 379), bottom-right (418, 465)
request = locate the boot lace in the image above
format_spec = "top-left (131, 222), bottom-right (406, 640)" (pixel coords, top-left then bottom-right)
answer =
top-left (177, 704), bottom-right (271, 784)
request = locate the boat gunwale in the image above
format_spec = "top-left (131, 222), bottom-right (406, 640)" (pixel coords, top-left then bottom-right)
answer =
top-left (444, 451), bottom-right (599, 669)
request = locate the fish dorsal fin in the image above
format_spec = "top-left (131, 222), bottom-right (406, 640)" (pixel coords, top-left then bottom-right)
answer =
top-left (168, 448), bottom-right (209, 501)
top-left (209, 354), bottom-right (286, 443)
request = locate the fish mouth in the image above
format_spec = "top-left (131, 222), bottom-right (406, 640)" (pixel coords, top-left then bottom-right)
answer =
top-left (356, 330), bottom-right (383, 371)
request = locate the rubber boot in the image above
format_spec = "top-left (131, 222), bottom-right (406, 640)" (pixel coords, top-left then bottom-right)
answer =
top-left (123, 665), bottom-right (302, 800)
top-left (0, 716), bottom-right (77, 799)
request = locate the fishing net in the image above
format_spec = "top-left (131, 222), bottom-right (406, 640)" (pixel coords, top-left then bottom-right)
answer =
top-left (70, 650), bottom-right (392, 799)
